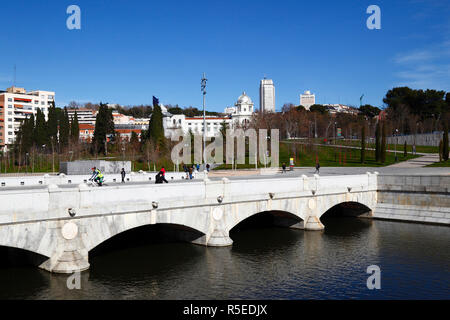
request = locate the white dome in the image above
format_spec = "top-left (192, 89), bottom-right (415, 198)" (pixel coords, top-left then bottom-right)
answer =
top-left (237, 92), bottom-right (252, 104)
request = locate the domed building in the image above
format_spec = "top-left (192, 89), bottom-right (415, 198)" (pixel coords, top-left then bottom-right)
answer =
top-left (224, 91), bottom-right (254, 127)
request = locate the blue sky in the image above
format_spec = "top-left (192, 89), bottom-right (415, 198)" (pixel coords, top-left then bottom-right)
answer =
top-left (0, 0), bottom-right (449, 111)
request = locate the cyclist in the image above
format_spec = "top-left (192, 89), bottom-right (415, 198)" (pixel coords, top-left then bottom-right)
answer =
top-left (89, 167), bottom-right (104, 186)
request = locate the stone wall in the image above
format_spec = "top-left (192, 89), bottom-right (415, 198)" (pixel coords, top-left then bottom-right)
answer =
top-left (374, 175), bottom-right (450, 225)
top-left (60, 160), bottom-right (132, 175)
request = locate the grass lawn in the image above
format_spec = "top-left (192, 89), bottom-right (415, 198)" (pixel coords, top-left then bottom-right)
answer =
top-left (426, 160), bottom-right (450, 167)
top-left (286, 138), bottom-right (438, 153)
top-left (215, 142), bottom-right (420, 169)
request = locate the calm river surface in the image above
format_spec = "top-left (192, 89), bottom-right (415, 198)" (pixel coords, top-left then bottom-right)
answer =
top-left (1, 217), bottom-right (449, 299)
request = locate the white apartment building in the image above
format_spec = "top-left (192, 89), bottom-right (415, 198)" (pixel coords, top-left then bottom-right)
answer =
top-left (260, 79), bottom-right (275, 113)
top-left (300, 90), bottom-right (315, 110)
top-left (0, 86), bottom-right (55, 151)
top-left (163, 92), bottom-right (254, 139)
top-left (67, 108), bottom-right (97, 125)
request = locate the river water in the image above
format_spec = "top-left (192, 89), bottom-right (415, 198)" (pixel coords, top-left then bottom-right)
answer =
top-left (0, 216), bottom-right (449, 299)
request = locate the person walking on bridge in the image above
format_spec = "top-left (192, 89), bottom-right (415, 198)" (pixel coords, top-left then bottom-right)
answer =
top-left (188, 166), bottom-right (193, 179)
top-left (314, 162), bottom-right (320, 174)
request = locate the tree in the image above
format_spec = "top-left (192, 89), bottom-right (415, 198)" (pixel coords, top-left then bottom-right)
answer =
top-left (375, 121), bottom-right (381, 162)
top-left (130, 131), bottom-right (140, 149)
top-left (381, 122), bottom-right (387, 163)
top-left (361, 125), bottom-right (366, 163)
top-left (92, 103), bottom-right (115, 154)
top-left (309, 104), bottom-right (328, 114)
top-left (47, 101), bottom-right (59, 148)
top-left (147, 98), bottom-right (164, 146)
top-left (439, 139), bottom-right (443, 162)
top-left (33, 108), bottom-right (48, 148)
top-left (359, 104), bottom-right (381, 118)
top-left (16, 114), bottom-right (34, 156)
top-left (59, 108), bottom-right (70, 150)
top-left (70, 110), bottom-right (80, 143)
top-left (443, 123), bottom-right (449, 161)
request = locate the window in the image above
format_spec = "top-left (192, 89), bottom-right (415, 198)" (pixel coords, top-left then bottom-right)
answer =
top-left (34, 101), bottom-right (38, 104)
top-left (41, 101), bottom-right (45, 105)
top-left (8, 138), bottom-right (13, 143)
top-left (8, 98), bottom-right (12, 102)
top-left (8, 112), bottom-right (12, 115)
top-left (8, 132), bottom-right (12, 136)
top-left (8, 125), bottom-right (12, 128)
top-left (8, 105), bottom-right (12, 108)
top-left (48, 95), bottom-right (54, 99)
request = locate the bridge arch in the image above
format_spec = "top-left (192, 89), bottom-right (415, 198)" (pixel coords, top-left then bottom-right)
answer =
top-left (229, 210), bottom-right (304, 234)
top-left (89, 223), bottom-right (206, 257)
top-left (316, 192), bottom-right (376, 220)
top-left (82, 211), bottom-right (208, 253)
top-left (321, 201), bottom-right (373, 219)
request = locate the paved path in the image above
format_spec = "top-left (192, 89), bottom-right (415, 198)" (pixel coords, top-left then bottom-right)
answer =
top-left (386, 153), bottom-right (440, 168)
top-left (283, 141), bottom-right (430, 156)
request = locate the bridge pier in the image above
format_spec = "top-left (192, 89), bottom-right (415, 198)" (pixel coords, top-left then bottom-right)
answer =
top-left (38, 221), bottom-right (90, 274)
top-left (301, 216), bottom-right (325, 231)
top-left (191, 230), bottom-right (233, 247)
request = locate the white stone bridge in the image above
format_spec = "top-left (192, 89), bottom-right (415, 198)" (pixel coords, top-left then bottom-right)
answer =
top-left (0, 173), bottom-right (379, 273)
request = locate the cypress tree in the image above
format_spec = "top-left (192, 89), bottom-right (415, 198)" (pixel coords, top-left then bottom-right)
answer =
top-left (20, 114), bottom-right (35, 154)
top-left (34, 108), bottom-right (48, 148)
top-left (443, 124), bottom-right (449, 161)
top-left (148, 104), bottom-right (164, 145)
top-left (361, 125), bottom-right (366, 163)
top-left (59, 107), bottom-right (70, 150)
top-left (375, 121), bottom-right (381, 162)
top-left (16, 115), bottom-right (34, 155)
top-left (47, 101), bottom-right (59, 149)
top-left (381, 122), bottom-right (387, 163)
top-left (70, 111), bottom-right (80, 143)
top-left (92, 103), bottom-right (115, 154)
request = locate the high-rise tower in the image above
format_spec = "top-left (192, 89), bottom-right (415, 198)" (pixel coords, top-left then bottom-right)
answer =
top-left (259, 78), bottom-right (275, 113)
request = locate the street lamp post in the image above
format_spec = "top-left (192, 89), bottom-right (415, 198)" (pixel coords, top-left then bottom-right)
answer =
top-left (201, 73), bottom-right (207, 170)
